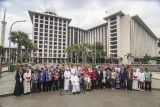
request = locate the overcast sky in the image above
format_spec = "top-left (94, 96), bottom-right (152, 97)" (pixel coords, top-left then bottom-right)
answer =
top-left (0, 0), bottom-right (160, 47)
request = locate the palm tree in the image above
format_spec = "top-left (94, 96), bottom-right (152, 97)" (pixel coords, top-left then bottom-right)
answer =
top-left (124, 53), bottom-right (134, 64)
top-left (10, 31), bottom-right (29, 63)
top-left (29, 43), bottom-right (38, 62)
top-left (82, 43), bottom-right (92, 63)
top-left (66, 46), bottom-right (73, 63)
top-left (0, 46), bottom-right (5, 75)
top-left (23, 39), bottom-right (32, 62)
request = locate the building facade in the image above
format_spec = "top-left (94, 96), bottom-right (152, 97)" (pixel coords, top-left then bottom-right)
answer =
top-left (29, 9), bottom-right (159, 64)
top-left (29, 8), bottom-right (71, 63)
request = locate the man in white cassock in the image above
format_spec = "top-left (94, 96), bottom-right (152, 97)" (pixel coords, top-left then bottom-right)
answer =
top-left (70, 73), bottom-right (80, 94)
top-left (132, 68), bottom-right (140, 90)
top-left (23, 69), bottom-right (31, 94)
top-left (64, 67), bottom-right (71, 91)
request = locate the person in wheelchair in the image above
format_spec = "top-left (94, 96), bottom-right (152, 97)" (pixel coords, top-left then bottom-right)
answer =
top-left (70, 73), bottom-right (80, 94)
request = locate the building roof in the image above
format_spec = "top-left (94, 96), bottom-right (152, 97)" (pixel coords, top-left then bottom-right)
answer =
top-left (132, 15), bottom-right (157, 40)
top-left (68, 26), bottom-right (87, 31)
top-left (103, 11), bottom-right (125, 21)
top-left (87, 22), bottom-right (108, 30)
top-left (44, 6), bottom-right (57, 15)
top-left (28, 10), bottom-right (72, 23)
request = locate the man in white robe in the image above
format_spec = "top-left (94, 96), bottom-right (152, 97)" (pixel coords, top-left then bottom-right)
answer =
top-left (70, 73), bottom-right (80, 94)
top-left (132, 68), bottom-right (140, 90)
top-left (64, 67), bottom-right (71, 91)
top-left (23, 69), bottom-right (31, 94)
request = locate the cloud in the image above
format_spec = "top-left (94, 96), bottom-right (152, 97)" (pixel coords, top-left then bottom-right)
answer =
top-left (0, 0), bottom-right (160, 48)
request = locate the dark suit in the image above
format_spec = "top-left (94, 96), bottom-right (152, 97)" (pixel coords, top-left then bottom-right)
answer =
top-left (96, 70), bottom-right (103, 89)
top-left (120, 69), bottom-right (128, 90)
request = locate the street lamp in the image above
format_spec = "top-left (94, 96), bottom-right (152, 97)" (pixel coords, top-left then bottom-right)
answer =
top-left (8, 20), bottom-right (26, 70)
top-left (94, 33), bottom-right (96, 65)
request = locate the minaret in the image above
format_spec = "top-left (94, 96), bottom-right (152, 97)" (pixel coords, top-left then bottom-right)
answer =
top-left (0, 8), bottom-right (7, 46)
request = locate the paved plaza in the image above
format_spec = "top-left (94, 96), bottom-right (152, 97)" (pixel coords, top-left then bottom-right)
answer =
top-left (0, 89), bottom-right (160, 107)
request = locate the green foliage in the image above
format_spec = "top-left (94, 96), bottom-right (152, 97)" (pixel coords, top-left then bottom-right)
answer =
top-left (0, 46), bottom-right (5, 56)
top-left (143, 53), bottom-right (151, 64)
top-left (9, 31), bottom-right (38, 63)
top-left (66, 42), bottom-right (105, 63)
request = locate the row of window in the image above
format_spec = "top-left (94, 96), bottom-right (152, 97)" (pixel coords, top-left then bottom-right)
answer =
top-left (34, 24), bottom-right (67, 30)
top-left (34, 27), bottom-right (67, 31)
top-left (34, 15), bottom-right (67, 23)
top-left (38, 45), bottom-right (66, 49)
top-left (34, 38), bottom-right (66, 43)
top-left (34, 31), bottom-right (67, 35)
top-left (34, 53), bottom-right (66, 57)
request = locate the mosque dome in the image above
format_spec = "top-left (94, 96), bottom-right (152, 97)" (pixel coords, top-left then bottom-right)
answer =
top-left (44, 6), bottom-right (57, 15)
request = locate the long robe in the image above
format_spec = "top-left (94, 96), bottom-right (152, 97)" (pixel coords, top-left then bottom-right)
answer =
top-left (23, 72), bottom-right (31, 93)
top-left (132, 71), bottom-right (139, 90)
top-left (14, 72), bottom-right (24, 96)
top-left (64, 71), bottom-right (71, 91)
top-left (70, 75), bottom-right (80, 92)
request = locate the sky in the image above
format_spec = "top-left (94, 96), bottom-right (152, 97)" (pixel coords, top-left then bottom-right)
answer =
top-left (0, 0), bottom-right (160, 47)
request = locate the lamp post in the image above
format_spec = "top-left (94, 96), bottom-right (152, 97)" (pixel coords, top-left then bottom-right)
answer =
top-left (8, 20), bottom-right (26, 71)
top-left (94, 34), bottom-right (96, 65)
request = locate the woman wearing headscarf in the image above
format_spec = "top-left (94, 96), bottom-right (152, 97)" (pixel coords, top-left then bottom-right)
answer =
top-left (14, 68), bottom-right (24, 96)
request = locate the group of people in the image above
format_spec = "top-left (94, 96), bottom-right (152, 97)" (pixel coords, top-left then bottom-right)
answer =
top-left (14, 64), bottom-right (152, 96)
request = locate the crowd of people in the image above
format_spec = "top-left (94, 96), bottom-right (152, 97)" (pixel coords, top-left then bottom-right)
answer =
top-left (14, 64), bottom-right (153, 96)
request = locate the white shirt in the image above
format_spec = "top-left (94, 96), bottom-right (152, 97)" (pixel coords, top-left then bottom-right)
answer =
top-left (139, 72), bottom-right (145, 82)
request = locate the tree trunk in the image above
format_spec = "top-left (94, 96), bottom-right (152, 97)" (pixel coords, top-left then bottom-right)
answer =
top-left (0, 55), bottom-right (2, 75)
top-left (17, 44), bottom-right (21, 63)
top-left (29, 51), bottom-right (31, 62)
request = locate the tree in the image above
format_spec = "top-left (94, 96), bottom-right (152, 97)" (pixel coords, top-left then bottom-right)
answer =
top-left (82, 43), bottom-right (92, 63)
top-left (92, 42), bottom-right (104, 64)
top-left (28, 43), bottom-right (38, 62)
top-left (0, 46), bottom-right (5, 75)
top-left (10, 31), bottom-right (29, 63)
top-left (124, 53), bottom-right (134, 64)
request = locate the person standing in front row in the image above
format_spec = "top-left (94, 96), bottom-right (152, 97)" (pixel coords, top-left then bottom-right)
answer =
top-left (127, 67), bottom-right (133, 91)
top-left (14, 68), bottom-right (24, 96)
top-left (31, 69), bottom-right (39, 93)
top-left (23, 69), bottom-right (31, 94)
top-left (46, 68), bottom-right (53, 92)
top-left (145, 68), bottom-right (152, 91)
top-left (53, 68), bottom-right (60, 91)
top-left (139, 68), bottom-right (145, 91)
top-left (38, 68), bottom-right (45, 92)
top-left (64, 67), bottom-right (71, 91)
top-left (120, 67), bottom-right (127, 90)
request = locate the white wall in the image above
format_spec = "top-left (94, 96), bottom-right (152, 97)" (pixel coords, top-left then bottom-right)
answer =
top-left (130, 19), bottom-right (157, 58)
top-left (119, 15), bottom-right (131, 64)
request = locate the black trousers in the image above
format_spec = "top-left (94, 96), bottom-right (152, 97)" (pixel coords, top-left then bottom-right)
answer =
top-left (98, 80), bottom-right (103, 89)
top-left (92, 80), bottom-right (97, 89)
top-left (59, 79), bottom-right (64, 89)
top-left (53, 80), bottom-right (59, 91)
top-left (32, 82), bottom-right (38, 92)
top-left (127, 79), bottom-right (132, 91)
top-left (111, 79), bottom-right (115, 88)
top-left (120, 80), bottom-right (126, 90)
top-left (46, 81), bottom-right (52, 91)
top-left (145, 81), bottom-right (152, 91)
top-left (106, 80), bottom-right (111, 89)
top-left (38, 82), bottom-right (43, 92)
